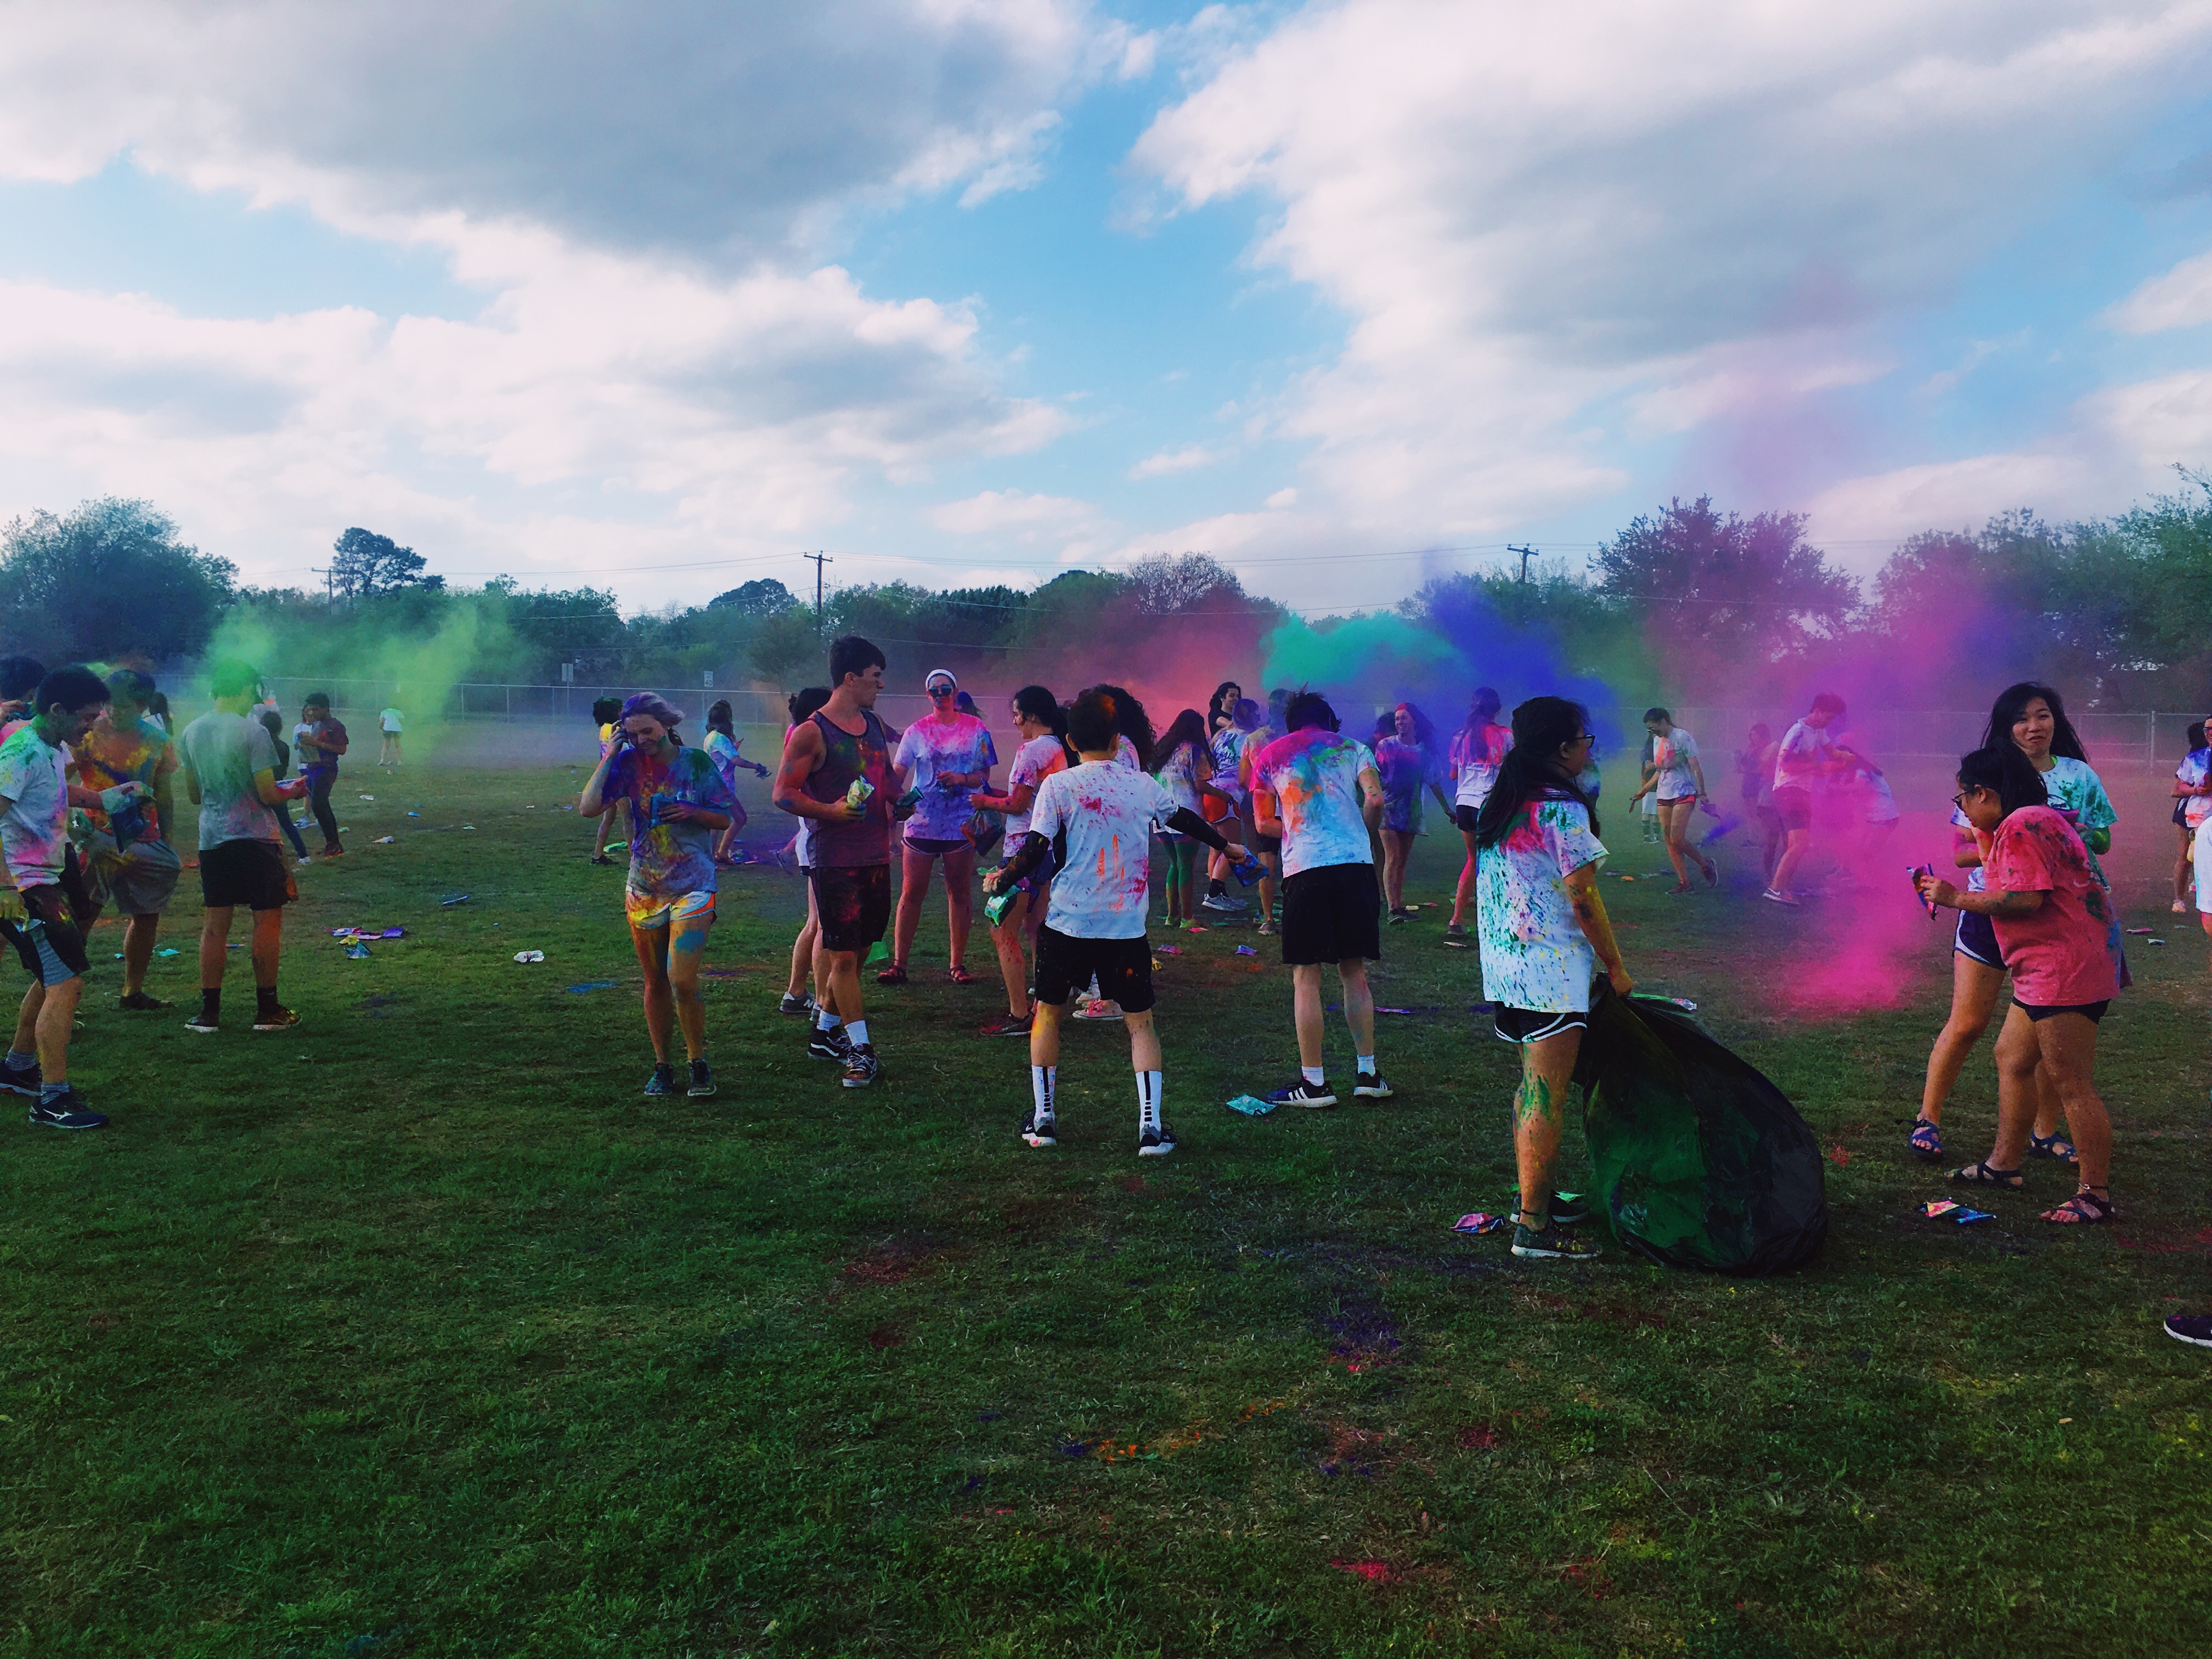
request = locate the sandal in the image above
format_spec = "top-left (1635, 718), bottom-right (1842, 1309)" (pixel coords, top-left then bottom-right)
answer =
top-left (1908, 1118), bottom-right (1944, 1163)
top-left (2042, 1188), bottom-right (2114, 1225)
top-left (2028, 1131), bottom-right (2078, 1165)
top-left (1948, 1161), bottom-right (2023, 1191)
top-left (947, 965), bottom-right (977, 985)
top-left (875, 963), bottom-right (909, 986)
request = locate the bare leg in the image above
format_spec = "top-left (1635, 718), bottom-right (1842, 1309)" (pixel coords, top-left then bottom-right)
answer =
top-left (593, 805), bottom-right (618, 857)
top-left (1515, 1028), bottom-right (1582, 1222)
top-left (251, 906), bottom-right (281, 990)
top-left (990, 888), bottom-right (1032, 1018)
top-left (941, 844), bottom-right (977, 971)
top-left (1917, 952), bottom-right (2004, 1126)
top-left (1450, 827), bottom-right (1478, 927)
top-left (667, 909), bottom-right (712, 1061)
top-left (1339, 958), bottom-right (1375, 1059)
top-left (200, 904), bottom-right (235, 989)
top-left (785, 882), bottom-right (820, 1001)
top-left (34, 978), bottom-right (81, 1081)
top-left (1030, 995), bottom-right (1063, 1069)
top-left (2034, 1013), bottom-right (2110, 1193)
top-left (1126, 1007), bottom-right (1161, 1072)
top-left (631, 924), bottom-right (675, 1063)
top-left (11, 983), bottom-right (40, 1056)
top-left (1291, 963), bottom-right (1327, 1069)
top-left (1381, 828), bottom-right (1408, 910)
top-left (1660, 799), bottom-right (1711, 886)
top-left (1770, 826), bottom-right (1813, 895)
top-left (1986, 1005), bottom-right (2044, 1171)
top-left (816, 946), bottom-right (864, 1023)
top-left (122, 912), bottom-right (159, 997)
top-left (2177, 820), bottom-right (2194, 906)
top-left (891, 844), bottom-right (935, 969)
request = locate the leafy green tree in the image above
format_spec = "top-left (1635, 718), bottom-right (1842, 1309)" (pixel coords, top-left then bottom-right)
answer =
top-left (749, 610), bottom-right (821, 691)
top-left (0, 497), bottom-right (236, 662)
top-left (1594, 496), bottom-right (1857, 662)
top-left (331, 527), bottom-right (442, 597)
top-left (707, 578), bottom-right (797, 616)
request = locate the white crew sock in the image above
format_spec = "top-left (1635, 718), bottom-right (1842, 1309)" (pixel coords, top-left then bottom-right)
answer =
top-left (815, 1008), bottom-right (841, 1030)
top-left (845, 1019), bottom-right (870, 1049)
top-left (1302, 1064), bottom-right (1325, 1087)
top-left (1356, 1052), bottom-right (1376, 1077)
top-left (1031, 1064), bottom-right (1057, 1120)
top-left (1136, 1070), bottom-right (1163, 1133)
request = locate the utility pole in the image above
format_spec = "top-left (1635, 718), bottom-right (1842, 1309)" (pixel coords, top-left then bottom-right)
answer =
top-left (312, 566), bottom-right (335, 607)
top-left (801, 549), bottom-right (833, 626)
top-left (1508, 544), bottom-right (1537, 584)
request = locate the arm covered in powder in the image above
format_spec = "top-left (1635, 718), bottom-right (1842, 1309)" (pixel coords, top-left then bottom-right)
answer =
top-left (1563, 862), bottom-right (1633, 995)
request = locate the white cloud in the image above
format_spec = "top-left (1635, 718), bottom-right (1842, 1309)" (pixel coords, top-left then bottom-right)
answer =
top-left (927, 487), bottom-right (1110, 557)
top-left (2105, 248), bottom-right (2212, 335)
top-left (1128, 443), bottom-right (1224, 478)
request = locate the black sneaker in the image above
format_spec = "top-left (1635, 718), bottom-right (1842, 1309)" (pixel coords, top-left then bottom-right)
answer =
top-left (1550, 1190), bottom-right (1591, 1226)
top-left (183, 1012), bottom-right (220, 1035)
top-left (1020, 1108), bottom-right (1057, 1147)
top-left (1353, 1071), bottom-right (1393, 1099)
top-left (590, 853), bottom-right (615, 866)
top-left (28, 1088), bottom-right (108, 1130)
top-left (1266, 1077), bottom-right (1336, 1109)
top-left (644, 1063), bottom-right (677, 1097)
top-left (1511, 1220), bottom-right (1601, 1260)
top-left (1443, 923), bottom-right (1469, 947)
top-left (840, 1043), bottom-right (879, 1088)
top-left (119, 991), bottom-right (171, 1011)
top-left (0, 1056), bottom-right (39, 1098)
top-left (1137, 1120), bottom-right (1177, 1157)
top-left (2165, 1314), bottom-right (2212, 1350)
top-left (1200, 893), bottom-right (1245, 913)
top-left (687, 1060), bottom-right (716, 1098)
top-left (806, 1024), bottom-right (851, 1061)
top-left (778, 993), bottom-right (817, 1018)
top-left (252, 1006), bottom-right (301, 1031)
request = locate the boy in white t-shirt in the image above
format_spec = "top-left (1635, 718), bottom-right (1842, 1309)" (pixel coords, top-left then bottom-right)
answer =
top-left (984, 688), bottom-right (1243, 1157)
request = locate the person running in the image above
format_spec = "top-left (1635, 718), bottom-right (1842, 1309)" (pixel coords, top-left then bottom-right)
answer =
top-left (778, 686), bottom-right (832, 1019)
top-left (703, 698), bottom-right (770, 866)
top-left (772, 635), bottom-right (902, 1088)
top-left (377, 703), bottom-right (403, 767)
top-left (1910, 681), bottom-right (2118, 1165)
top-left (579, 693), bottom-right (735, 1099)
top-left (0, 665), bottom-right (118, 1128)
top-left (1473, 696), bottom-right (1633, 1261)
top-left (296, 691), bottom-right (348, 858)
top-left (985, 687), bottom-right (1244, 1156)
top-left (1628, 708), bottom-right (1717, 895)
top-left (1763, 692), bottom-right (1853, 905)
top-left (1250, 691), bottom-right (1391, 1108)
top-left (1445, 688), bottom-right (1512, 947)
top-left (74, 669), bottom-right (182, 1011)
top-left (1201, 699), bottom-right (1261, 914)
top-left (2171, 715), bottom-right (2212, 914)
top-left (1375, 701), bottom-right (1452, 921)
top-left (587, 696), bottom-right (624, 864)
top-left (883, 669), bottom-right (996, 986)
top-left (177, 660), bottom-right (306, 1037)
top-left (969, 685), bottom-right (1068, 1037)
top-left (258, 710), bottom-right (314, 865)
top-left (1916, 743), bottom-right (2119, 1225)
top-left (1237, 696), bottom-right (1290, 938)
top-left (1736, 722), bottom-right (1781, 884)
top-left (1151, 707), bottom-right (1235, 929)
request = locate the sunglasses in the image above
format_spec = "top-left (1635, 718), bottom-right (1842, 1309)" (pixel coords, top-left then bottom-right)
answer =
top-left (928, 684), bottom-right (957, 698)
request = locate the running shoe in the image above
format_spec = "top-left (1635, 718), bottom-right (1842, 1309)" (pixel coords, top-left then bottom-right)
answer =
top-left (979, 1011), bottom-right (1035, 1038)
top-left (1511, 1220), bottom-right (1601, 1260)
top-left (778, 992), bottom-right (817, 1018)
top-left (119, 992), bottom-right (170, 1011)
top-left (1760, 888), bottom-right (1801, 907)
top-left (841, 1043), bottom-right (880, 1088)
top-left (591, 854), bottom-right (615, 866)
top-left (1200, 893), bottom-right (1245, 912)
top-left (1267, 1077), bottom-right (1337, 1109)
top-left (806, 1024), bottom-right (852, 1062)
top-left (295, 856), bottom-right (312, 867)
top-left (0, 1056), bottom-right (40, 1097)
top-left (1386, 908), bottom-right (1409, 925)
top-left (1443, 922), bottom-right (1469, 948)
top-left (1549, 1190), bottom-right (1592, 1226)
top-left (27, 1088), bottom-right (106, 1131)
top-left (251, 1007), bottom-right (301, 1031)
top-left (1020, 1107), bottom-right (1057, 1147)
top-left (1704, 855), bottom-right (1720, 890)
top-left (2165, 1314), bottom-right (2212, 1350)
top-left (1137, 1120), bottom-right (1178, 1157)
top-left (1666, 883), bottom-right (1692, 896)
top-left (1072, 998), bottom-right (1124, 1022)
top-left (2171, 899), bottom-right (2190, 916)
top-left (183, 1012), bottom-right (220, 1035)
top-left (320, 847), bottom-right (345, 859)
top-left (644, 1063), bottom-right (677, 1097)
top-left (1352, 1071), bottom-right (1393, 1099)
top-left (688, 1060), bottom-right (716, 1098)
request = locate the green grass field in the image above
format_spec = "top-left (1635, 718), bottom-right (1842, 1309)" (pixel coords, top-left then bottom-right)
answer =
top-left (5, 762), bottom-right (2209, 1657)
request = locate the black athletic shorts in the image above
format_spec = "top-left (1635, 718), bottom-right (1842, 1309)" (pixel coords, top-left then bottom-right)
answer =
top-left (1, 884), bottom-right (91, 985)
top-left (1238, 794), bottom-right (1281, 857)
top-left (1454, 803), bottom-right (1480, 834)
top-left (1770, 785), bottom-right (1813, 832)
top-left (1034, 926), bottom-right (1155, 1012)
top-left (1954, 909), bottom-right (2005, 969)
top-left (200, 838), bottom-right (296, 912)
top-left (1493, 1005), bottom-right (1589, 1044)
top-left (2017, 998), bottom-right (2109, 1025)
top-left (1279, 861), bottom-right (1381, 966)
top-left (811, 863), bottom-right (891, 955)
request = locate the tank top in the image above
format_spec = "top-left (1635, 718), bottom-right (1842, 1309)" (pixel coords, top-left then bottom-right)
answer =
top-left (804, 707), bottom-right (895, 867)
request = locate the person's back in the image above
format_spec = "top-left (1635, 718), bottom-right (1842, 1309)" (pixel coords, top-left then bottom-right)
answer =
top-left (1250, 726), bottom-right (1376, 876)
top-left (178, 710), bottom-right (281, 850)
top-left (1031, 759), bottom-right (1177, 939)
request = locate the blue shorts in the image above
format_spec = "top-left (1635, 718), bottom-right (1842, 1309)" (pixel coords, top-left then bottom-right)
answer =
top-left (1954, 909), bottom-right (2004, 969)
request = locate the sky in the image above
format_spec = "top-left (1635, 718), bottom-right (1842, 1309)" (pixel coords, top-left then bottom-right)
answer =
top-left (1, 0), bottom-right (2209, 616)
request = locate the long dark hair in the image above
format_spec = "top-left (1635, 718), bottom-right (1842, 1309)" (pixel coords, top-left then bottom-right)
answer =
top-left (1090, 683), bottom-right (1155, 771)
top-left (1983, 681), bottom-right (2086, 763)
top-left (787, 686), bottom-right (831, 726)
top-left (1475, 696), bottom-right (1599, 849)
top-left (1156, 707), bottom-right (1209, 775)
top-left (1460, 686), bottom-right (1504, 762)
top-left (707, 699), bottom-right (735, 737)
top-left (1209, 680), bottom-right (1242, 731)
top-left (1957, 745), bottom-right (2050, 819)
top-left (1392, 701), bottom-right (1437, 752)
top-left (1011, 683), bottom-right (1070, 766)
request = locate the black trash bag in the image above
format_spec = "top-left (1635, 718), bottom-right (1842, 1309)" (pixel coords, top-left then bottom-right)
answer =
top-left (1571, 984), bottom-right (1827, 1276)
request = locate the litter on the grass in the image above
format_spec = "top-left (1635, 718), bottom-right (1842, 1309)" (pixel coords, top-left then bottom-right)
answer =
top-left (2147, 938), bottom-right (2167, 945)
top-left (1953, 1207), bottom-right (1995, 1225)
top-left (566, 981), bottom-right (617, 993)
top-left (2126, 927), bottom-right (2153, 934)
top-left (155, 947), bottom-right (179, 957)
top-left (439, 893), bottom-right (471, 906)
top-left (345, 943), bottom-right (370, 960)
top-left (373, 836), bottom-right (395, 844)
top-left (1156, 944), bottom-right (1184, 956)
top-left (1375, 1006), bottom-right (1414, 1015)
top-left (407, 811), bottom-right (420, 817)
top-left (358, 794), bottom-right (375, 800)
top-left (1225, 1094), bottom-right (1277, 1115)
top-left (604, 840), bottom-right (627, 852)
top-left (1922, 1200), bottom-right (1961, 1218)
top-left (1234, 945), bottom-right (1258, 956)
top-left (463, 824), bottom-right (476, 831)
top-left (1453, 1212), bottom-right (1508, 1234)
top-left (513, 950), bottom-right (546, 963)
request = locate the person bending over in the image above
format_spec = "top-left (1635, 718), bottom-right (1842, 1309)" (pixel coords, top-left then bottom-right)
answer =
top-left (588, 696), bottom-right (624, 865)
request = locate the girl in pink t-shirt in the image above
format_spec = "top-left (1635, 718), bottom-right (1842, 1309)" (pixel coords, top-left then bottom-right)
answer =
top-left (1918, 745), bottom-right (2118, 1225)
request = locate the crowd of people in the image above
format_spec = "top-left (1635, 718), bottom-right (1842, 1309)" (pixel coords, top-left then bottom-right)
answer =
top-left (3, 640), bottom-right (2206, 1342)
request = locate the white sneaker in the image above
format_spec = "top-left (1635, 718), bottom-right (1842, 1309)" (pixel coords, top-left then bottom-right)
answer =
top-left (1761, 887), bottom-right (1800, 907)
top-left (1072, 998), bottom-right (1124, 1022)
top-left (1137, 1121), bottom-right (1177, 1156)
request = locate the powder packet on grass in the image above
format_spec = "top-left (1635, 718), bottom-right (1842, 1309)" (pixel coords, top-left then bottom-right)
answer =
top-left (1952, 1207), bottom-right (1995, 1225)
top-left (1921, 1200), bottom-right (1961, 1218)
top-left (1224, 1094), bottom-right (1276, 1115)
top-left (1234, 945), bottom-right (1258, 957)
top-left (1453, 1212), bottom-right (1507, 1234)
top-left (513, 950), bottom-right (546, 963)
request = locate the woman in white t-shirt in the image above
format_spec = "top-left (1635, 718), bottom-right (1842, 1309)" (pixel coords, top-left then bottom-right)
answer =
top-left (1152, 707), bottom-right (1237, 930)
top-left (968, 685), bottom-right (1069, 1038)
top-left (1627, 706), bottom-right (1716, 895)
top-left (1472, 695), bottom-right (1632, 1262)
top-left (1444, 687), bottom-right (1511, 947)
top-left (377, 705), bottom-right (404, 768)
top-left (776, 687), bottom-right (832, 1019)
top-left (2170, 715), bottom-right (2212, 915)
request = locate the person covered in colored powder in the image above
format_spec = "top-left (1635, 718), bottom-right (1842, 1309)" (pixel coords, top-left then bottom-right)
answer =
top-left (377, 703), bottom-right (403, 768)
top-left (1917, 742), bottom-right (2120, 1227)
top-left (1150, 707), bottom-right (1236, 930)
top-left (1763, 691), bottom-right (1855, 905)
top-left (1201, 697), bottom-right (1261, 915)
top-left (777, 686), bottom-right (832, 1021)
top-left (1627, 707), bottom-right (1717, 896)
top-left (772, 634), bottom-right (905, 1090)
top-left (882, 668), bottom-right (996, 987)
top-left (0, 665), bottom-right (120, 1129)
top-left (2170, 714), bottom-right (2212, 915)
top-left (1250, 690), bottom-right (1391, 1109)
top-left (296, 691), bottom-right (349, 858)
top-left (586, 696), bottom-right (624, 865)
top-left (968, 684), bottom-right (1070, 1039)
top-left (1472, 696), bottom-right (1634, 1261)
top-left (985, 686), bottom-right (1244, 1157)
top-left (74, 668), bottom-right (183, 1011)
top-left (703, 698), bottom-right (770, 866)
top-left (259, 709), bottom-right (314, 864)
top-left (1374, 700), bottom-right (1452, 923)
top-left (1444, 687), bottom-right (1511, 947)
top-left (579, 692), bottom-right (735, 1100)
top-left (178, 659), bottom-right (309, 1036)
